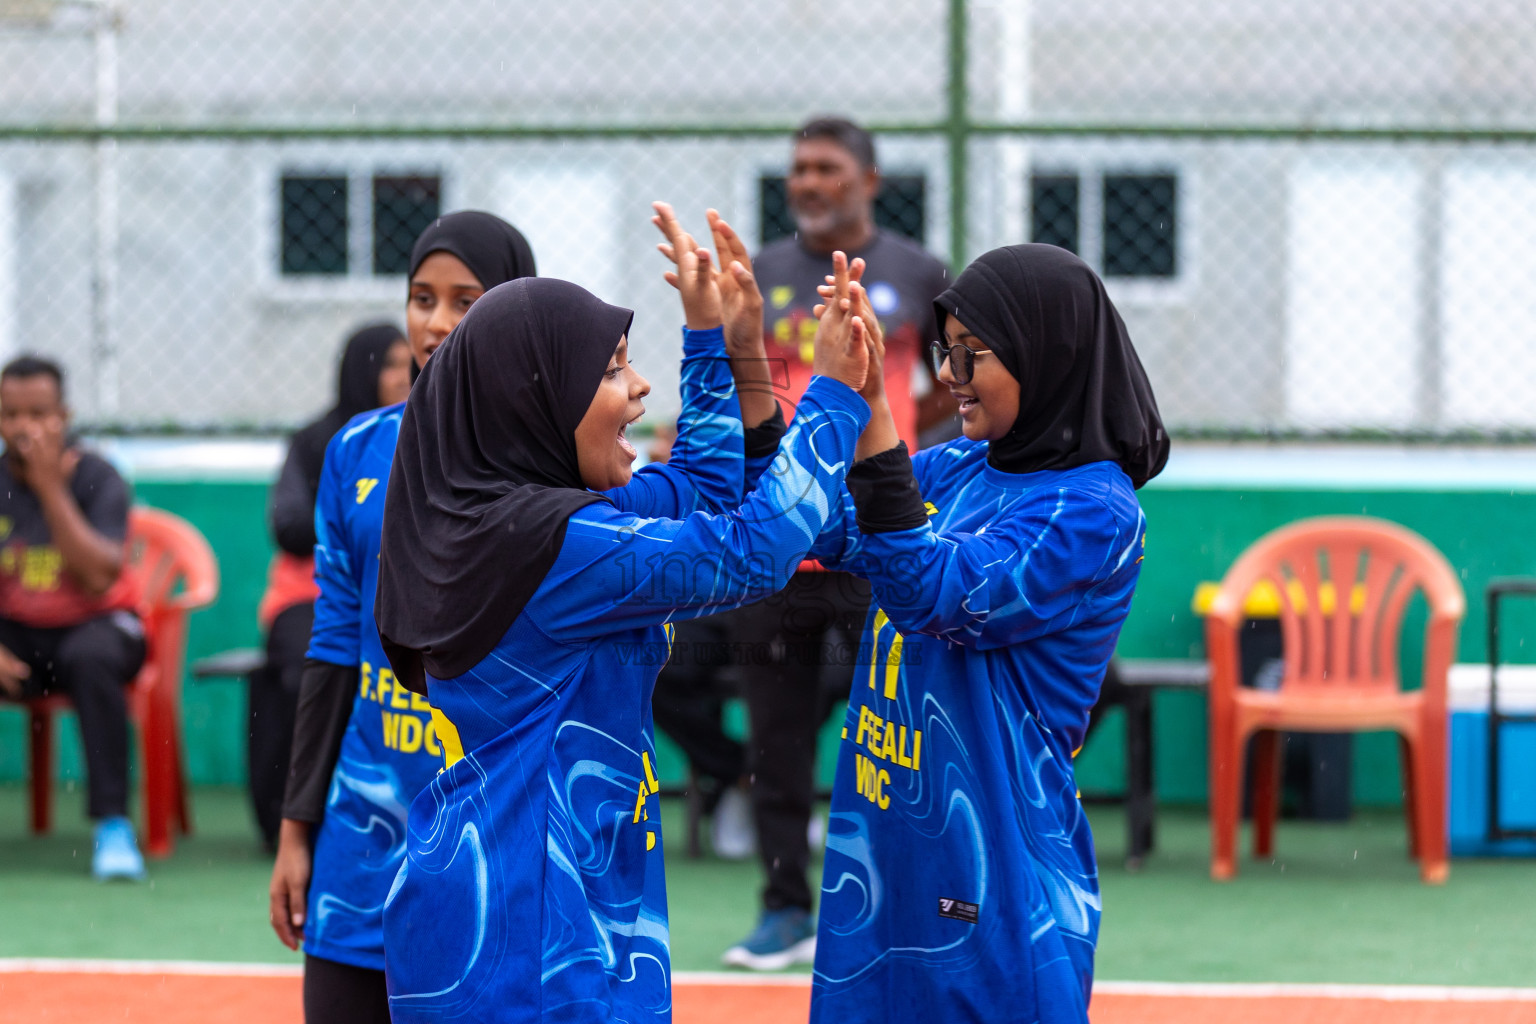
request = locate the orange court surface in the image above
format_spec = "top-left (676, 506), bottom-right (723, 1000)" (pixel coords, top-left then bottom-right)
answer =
top-left (3, 962), bottom-right (1536, 1024)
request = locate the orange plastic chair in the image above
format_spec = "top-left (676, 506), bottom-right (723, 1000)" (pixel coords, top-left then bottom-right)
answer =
top-left (1205, 516), bottom-right (1464, 884)
top-left (27, 506), bottom-right (219, 857)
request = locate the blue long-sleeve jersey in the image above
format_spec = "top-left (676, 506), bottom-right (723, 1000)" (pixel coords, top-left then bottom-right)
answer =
top-left (382, 358), bottom-right (870, 1023)
top-left (806, 437), bottom-right (1146, 1024)
top-left (305, 327), bottom-right (748, 974)
top-left (303, 401), bottom-right (441, 972)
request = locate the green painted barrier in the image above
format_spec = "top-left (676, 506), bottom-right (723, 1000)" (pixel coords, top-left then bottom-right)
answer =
top-left (6, 456), bottom-right (1535, 816)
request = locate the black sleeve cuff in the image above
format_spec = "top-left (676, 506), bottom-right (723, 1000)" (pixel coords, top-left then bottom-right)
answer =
top-left (281, 658), bottom-right (359, 823)
top-left (742, 404), bottom-right (787, 460)
top-left (846, 442), bottom-right (929, 534)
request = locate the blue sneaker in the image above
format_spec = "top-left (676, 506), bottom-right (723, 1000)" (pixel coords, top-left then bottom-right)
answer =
top-left (92, 816), bottom-right (146, 882)
top-left (721, 907), bottom-right (816, 970)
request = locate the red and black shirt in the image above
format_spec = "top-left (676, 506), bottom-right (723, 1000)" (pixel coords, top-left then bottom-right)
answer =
top-left (0, 451), bottom-right (138, 628)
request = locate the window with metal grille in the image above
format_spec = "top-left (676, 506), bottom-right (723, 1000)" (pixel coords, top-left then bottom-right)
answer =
top-left (373, 175), bottom-right (442, 275)
top-left (758, 174), bottom-right (928, 247)
top-left (280, 175), bottom-right (348, 275)
top-left (1030, 174), bottom-right (1080, 255)
top-left (1102, 173), bottom-right (1177, 278)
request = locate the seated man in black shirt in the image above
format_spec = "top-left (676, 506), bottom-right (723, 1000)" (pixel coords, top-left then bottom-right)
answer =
top-left (0, 355), bottom-right (146, 880)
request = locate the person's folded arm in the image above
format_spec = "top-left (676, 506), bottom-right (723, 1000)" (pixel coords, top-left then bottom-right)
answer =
top-left (845, 446), bottom-right (1137, 650)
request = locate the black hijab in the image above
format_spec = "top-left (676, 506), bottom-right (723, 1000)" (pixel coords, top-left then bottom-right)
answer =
top-left (934, 244), bottom-right (1168, 488)
top-left (291, 323), bottom-right (405, 500)
top-left (376, 278), bottom-right (634, 692)
top-left (405, 210), bottom-right (537, 384)
top-left (408, 210), bottom-right (537, 289)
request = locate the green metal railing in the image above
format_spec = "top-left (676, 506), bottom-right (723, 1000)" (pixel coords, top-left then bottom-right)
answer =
top-left (10, 0), bottom-right (1536, 437)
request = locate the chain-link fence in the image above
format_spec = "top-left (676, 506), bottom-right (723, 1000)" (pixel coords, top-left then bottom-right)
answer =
top-left (3, 0), bottom-right (1535, 437)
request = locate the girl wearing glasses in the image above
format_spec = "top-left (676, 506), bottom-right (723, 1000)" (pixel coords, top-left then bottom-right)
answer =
top-left (806, 244), bottom-right (1167, 1024)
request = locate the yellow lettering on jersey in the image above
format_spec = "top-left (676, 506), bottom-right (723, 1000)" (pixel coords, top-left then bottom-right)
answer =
top-left (854, 754), bottom-right (891, 810)
top-left (410, 689), bottom-right (432, 712)
top-left (402, 712), bottom-right (427, 752)
top-left (868, 610), bottom-right (890, 691)
top-left (641, 751), bottom-right (661, 796)
top-left (897, 726), bottom-right (914, 769)
top-left (924, 502), bottom-right (939, 517)
top-left (355, 478), bottom-right (379, 504)
top-left (884, 633), bottom-right (904, 700)
top-left (359, 661), bottom-right (373, 701)
top-left (646, 830), bottom-right (657, 851)
top-left (398, 715), bottom-right (423, 753)
top-left (385, 670), bottom-right (409, 710)
top-left (633, 782), bottom-right (649, 824)
top-left (881, 722), bottom-right (898, 763)
top-left (860, 710), bottom-right (885, 755)
top-left (912, 730), bottom-right (922, 771)
top-left (431, 707), bottom-right (465, 770)
top-left (381, 711), bottom-right (400, 750)
top-left (424, 718), bottom-right (442, 758)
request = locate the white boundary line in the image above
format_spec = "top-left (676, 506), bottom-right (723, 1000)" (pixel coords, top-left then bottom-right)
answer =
top-left (0, 959), bottom-right (302, 977)
top-left (674, 971), bottom-right (812, 987)
top-left (1093, 981), bottom-right (1536, 1002)
top-left (2, 962), bottom-right (1534, 1003)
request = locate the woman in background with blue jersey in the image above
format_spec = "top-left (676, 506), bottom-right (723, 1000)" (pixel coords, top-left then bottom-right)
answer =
top-left (805, 245), bottom-right (1168, 1023)
top-left (267, 211), bottom-right (537, 1024)
top-left (372, 211), bottom-right (874, 1023)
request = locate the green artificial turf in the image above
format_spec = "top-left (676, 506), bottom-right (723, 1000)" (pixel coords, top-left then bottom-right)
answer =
top-left (1, 787), bottom-right (1531, 986)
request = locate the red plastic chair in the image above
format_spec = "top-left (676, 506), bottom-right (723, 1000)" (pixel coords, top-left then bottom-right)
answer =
top-left (1205, 516), bottom-right (1464, 884)
top-left (27, 506), bottom-right (219, 857)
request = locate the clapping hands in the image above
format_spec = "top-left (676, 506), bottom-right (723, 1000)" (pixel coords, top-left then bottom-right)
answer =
top-left (653, 202), bottom-right (778, 427)
top-left (810, 251), bottom-right (872, 394)
top-left (815, 255), bottom-right (886, 406)
top-left (652, 202), bottom-right (764, 356)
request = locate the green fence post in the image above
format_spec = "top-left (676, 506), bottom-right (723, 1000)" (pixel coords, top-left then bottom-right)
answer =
top-left (947, 0), bottom-right (970, 273)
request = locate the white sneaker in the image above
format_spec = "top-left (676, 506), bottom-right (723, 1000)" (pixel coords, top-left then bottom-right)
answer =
top-left (711, 785), bottom-right (757, 861)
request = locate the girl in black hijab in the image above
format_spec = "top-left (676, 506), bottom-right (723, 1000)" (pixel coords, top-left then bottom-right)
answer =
top-left (268, 211), bottom-right (536, 1024)
top-left (374, 223), bottom-right (873, 1023)
top-left (803, 245), bottom-right (1166, 1024)
top-left (252, 322), bottom-right (408, 849)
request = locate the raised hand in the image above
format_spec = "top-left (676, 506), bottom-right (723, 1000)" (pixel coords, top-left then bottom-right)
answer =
top-left (706, 210), bottom-right (779, 428)
top-left (652, 201), bottom-right (722, 331)
top-left (706, 210), bottom-right (765, 359)
top-left (816, 258), bottom-right (886, 406)
top-left (12, 414), bottom-right (78, 495)
top-left (812, 251), bottom-right (870, 393)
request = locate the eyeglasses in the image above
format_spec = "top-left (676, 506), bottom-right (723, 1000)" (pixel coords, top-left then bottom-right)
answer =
top-left (928, 339), bottom-right (991, 385)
